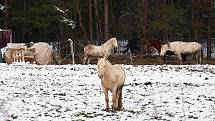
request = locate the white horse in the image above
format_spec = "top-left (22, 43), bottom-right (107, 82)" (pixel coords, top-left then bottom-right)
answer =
top-left (160, 41), bottom-right (203, 64)
top-left (83, 37), bottom-right (118, 64)
top-left (97, 58), bottom-right (126, 112)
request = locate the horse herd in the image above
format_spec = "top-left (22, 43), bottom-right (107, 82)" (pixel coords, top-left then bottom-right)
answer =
top-left (145, 39), bottom-right (203, 64)
top-left (82, 37), bottom-right (203, 112)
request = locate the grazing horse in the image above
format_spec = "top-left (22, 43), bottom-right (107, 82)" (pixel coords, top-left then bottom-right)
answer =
top-left (97, 58), bottom-right (126, 112)
top-left (83, 37), bottom-right (118, 64)
top-left (160, 41), bottom-right (203, 64)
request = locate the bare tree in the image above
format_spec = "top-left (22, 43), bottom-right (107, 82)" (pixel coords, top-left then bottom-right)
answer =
top-left (94, 0), bottom-right (102, 44)
top-left (104, 0), bottom-right (109, 41)
top-left (22, 0), bottom-right (27, 42)
top-left (89, 0), bottom-right (93, 42)
top-left (75, 0), bottom-right (88, 43)
top-left (3, 0), bottom-right (8, 29)
top-left (143, 0), bottom-right (148, 54)
top-left (207, 0), bottom-right (212, 60)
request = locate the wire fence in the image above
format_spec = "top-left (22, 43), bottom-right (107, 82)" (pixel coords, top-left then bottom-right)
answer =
top-left (50, 39), bottom-right (75, 64)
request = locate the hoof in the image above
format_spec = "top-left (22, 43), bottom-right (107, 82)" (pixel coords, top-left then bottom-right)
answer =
top-left (104, 108), bottom-right (110, 112)
top-left (112, 106), bottom-right (118, 112)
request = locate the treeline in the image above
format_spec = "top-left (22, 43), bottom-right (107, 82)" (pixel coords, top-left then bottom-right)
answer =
top-left (0, 0), bottom-right (214, 59)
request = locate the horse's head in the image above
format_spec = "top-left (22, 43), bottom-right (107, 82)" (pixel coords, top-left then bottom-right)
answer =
top-left (97, 58), bottom-right (110, 79)
top-left (111, 37), bottom-right (118, 47)
top-left (160, 44), bottom-right (169, 56)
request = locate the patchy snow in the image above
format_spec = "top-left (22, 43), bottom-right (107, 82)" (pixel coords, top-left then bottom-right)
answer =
top-left (61, 17), bottom-right (76, 28)
top-left (53, 6), bottom-right (67, 14)
top-left (53, 6), bottom-right (76, 28)
top-left (0, 63), bottom-right (215, 121)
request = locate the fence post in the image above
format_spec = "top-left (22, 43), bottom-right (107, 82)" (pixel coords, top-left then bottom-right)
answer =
top-left (68, 39), bottom-right (75, 64)
top-left (128, 48), bottom-right (133, 64)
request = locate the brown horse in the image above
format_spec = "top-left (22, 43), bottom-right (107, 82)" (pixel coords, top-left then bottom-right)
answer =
top-left (144, 39), bottom-right (166, 54)
top-left (97, 58), bottom-right (126, 112)
top-left (83, 37), bottom-right (118, 64)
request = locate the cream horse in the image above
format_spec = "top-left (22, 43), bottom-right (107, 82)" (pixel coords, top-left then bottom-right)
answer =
top-left (97, 58), bottom-right (126, 112)
top-left (83, 37), bottom-right (118, 64)
top-left (160, 41), bottom-right (203, 64)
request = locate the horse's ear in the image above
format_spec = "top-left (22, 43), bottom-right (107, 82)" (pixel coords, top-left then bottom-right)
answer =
top-left (163, 40), bottom-right (170, 47)
top-left (167, 43), bottom-right (170, 47)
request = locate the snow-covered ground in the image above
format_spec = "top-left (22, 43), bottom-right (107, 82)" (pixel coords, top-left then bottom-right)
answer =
top-left (0, 63), bottom-right (215, 121)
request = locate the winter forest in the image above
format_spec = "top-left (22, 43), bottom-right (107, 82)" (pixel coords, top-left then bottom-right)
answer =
top-left (0, 0), bottom-right (215, 63)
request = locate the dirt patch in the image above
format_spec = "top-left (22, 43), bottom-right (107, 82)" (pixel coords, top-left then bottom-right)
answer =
top-left (61, 54), bottom-right (215, 65)
top-left (108, 55), bottom-right (215, 65)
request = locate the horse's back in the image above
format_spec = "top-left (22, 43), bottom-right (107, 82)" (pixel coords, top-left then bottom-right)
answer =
top-left (84, 44), bottom-right (101, 55)
top-left (183, 42), bottom-right (202, 52)
top-left (84, 44), bottom-right (95, 51)
top-left (104, 64), bottom-right (125, 85)
top-left (112, 64), bottom-right (126, 83)
top-left (170, 41), bottom-right (202, 53)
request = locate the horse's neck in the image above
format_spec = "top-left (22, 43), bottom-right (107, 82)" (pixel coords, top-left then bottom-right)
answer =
top-left (105, 61), bottom-right (112, 66)
top-left (102, 40), bottom-right (112, 49)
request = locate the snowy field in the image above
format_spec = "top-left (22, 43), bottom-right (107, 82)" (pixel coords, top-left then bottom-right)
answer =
top-left (0, 63), bottom-right (215, 121)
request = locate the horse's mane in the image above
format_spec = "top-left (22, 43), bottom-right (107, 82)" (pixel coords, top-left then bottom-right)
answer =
top-left (102, 38), bottom-right (113, 47)
top-left (98, 58), bottom-right (111, 69)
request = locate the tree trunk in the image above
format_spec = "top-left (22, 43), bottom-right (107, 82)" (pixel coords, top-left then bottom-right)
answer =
top-left (4, 0), bottom-right (8, 29)
top-left (207, 32), bottom-right (211, 60)
top-left (89, 0), bottom-right (93, 42)
top-left (94, 0), bottom-right (102, 44)
top-left (207, 0), bottom-right (212, 60)
top-left (22, 0), bottom-right (27, 42)
top-left (104, 0), bottom-right (109, 41)
top-left (111, 0), bottom-right (116, 36)
top-left (142, 0), bottom-right (148, 54)
top-left (75, 0), bottom-right (88, 44)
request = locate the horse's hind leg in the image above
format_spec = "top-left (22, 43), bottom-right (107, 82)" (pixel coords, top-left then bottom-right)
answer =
top-left (177, 53), bottom-right (183, 64)
top-left (195, 53), bottom-right (200, 64)
top-left (115, 88), bottom-right (121, 111)
top-left (117, 89), bottom-right (123, 110)
top-left (112, 87), bottom-right (118, 112)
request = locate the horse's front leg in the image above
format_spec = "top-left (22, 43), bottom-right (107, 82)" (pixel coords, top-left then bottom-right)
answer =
top-left (102, 87), bottom-right (109, 112)
top-left (86, 57), bottom-right (91, 64)
top-left (83, 55), bottom-right (88, 64)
